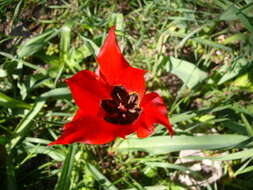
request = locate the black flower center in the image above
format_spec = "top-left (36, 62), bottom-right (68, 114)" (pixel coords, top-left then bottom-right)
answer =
top-left (101, 86), bottom-right (141, 125)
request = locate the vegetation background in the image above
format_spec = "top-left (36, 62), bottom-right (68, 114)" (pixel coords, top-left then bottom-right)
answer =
top-left (1, 0), bottom-right (253, 189)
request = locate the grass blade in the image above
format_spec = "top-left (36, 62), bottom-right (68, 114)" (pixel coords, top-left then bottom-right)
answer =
top-left (0, 91), bottom-right (31, 109)
top-left (165, 56), bottom-right (208, 88)
top-left (241, 113), bottom-right (253, 136)
top-left (6, 154), bottom-right (17, 190)
top-left (7, 100), bottom-right (45, 151)
top-left (187, 148), bottom-right (253, 161)
top-left (115, 135), bottom-right (252, 154)
top-left (87, 163), bottom-right (118, 190)
top-left (17, 29), bottom-right (59, 58)
top-left (192, 37), bottom-right (232, 52)
top-left (55, 144), bottom-right (77, 190)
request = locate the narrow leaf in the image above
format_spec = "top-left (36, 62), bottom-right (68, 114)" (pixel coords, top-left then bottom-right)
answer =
top-left (55, 144), bottom-right (77, 190)
top-left (187, 148), bottom-right (253, 161)
top-left (166, 56), bottom-right (208, 88)
top-left (241, 113), bottom-right (253, 136)
top-left (17, 29), bottom-right (59, 58)
top-left (7, 100), bottom-right (45, 151)
top-left (87, 163), bottom-right (118, 190)
top-left (115, 135), bottom-right (252, 154)
top-left (0, 91), bottom-right (31, 109)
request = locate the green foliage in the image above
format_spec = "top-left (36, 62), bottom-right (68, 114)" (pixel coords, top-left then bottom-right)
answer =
top-left (115, 135), bottom-right (253, 154)
top-left (165, 56), bottom-right (208, 89)
top-left (55, 144), bottom-right (77, 190)
top-left (1, 0), bottom-right (253, 190)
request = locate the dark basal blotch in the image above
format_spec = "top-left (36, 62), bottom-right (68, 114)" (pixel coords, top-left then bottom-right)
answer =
top-left (101, 86), bottom-right (141, 124)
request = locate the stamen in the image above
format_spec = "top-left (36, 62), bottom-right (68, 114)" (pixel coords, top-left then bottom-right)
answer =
top-left (111, 86), bottom-right (129, 104)
top-left (127, 94), bottom-right (139, 108)
top-left (101, 86), bottom-right (141, 125)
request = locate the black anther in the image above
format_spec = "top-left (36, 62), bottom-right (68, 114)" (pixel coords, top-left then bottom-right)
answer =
top-left (101, 86), bottom-right (141, 125)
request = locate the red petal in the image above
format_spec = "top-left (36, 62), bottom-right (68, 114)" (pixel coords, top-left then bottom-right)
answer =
top-left (136, 92), bottom-right (173, 137)
top-left (49, 110), bottom-right (134, 145)
top-left (135, 112), bottom-right (154, 138)
top-left (66, 70), bottom-right (111, 114)
top-left (97, 27), bottom-right (146, 97)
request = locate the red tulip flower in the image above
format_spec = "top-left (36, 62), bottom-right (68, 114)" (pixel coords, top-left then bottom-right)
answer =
top-left (49, 27), bottom-right (173, 145)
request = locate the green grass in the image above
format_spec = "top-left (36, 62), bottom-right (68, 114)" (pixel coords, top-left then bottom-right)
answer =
top-left (1, 0), bottom-right (253, 189)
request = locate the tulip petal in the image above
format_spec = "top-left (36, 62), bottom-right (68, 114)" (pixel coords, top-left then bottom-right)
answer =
top-left (49, 110), bottom-right (134, 145)
top-left (66, 70), bottom-right (111, 114)
top-left (97, 27), bottom-right (146, 97)
top-left (136, 92), bottom-right (173, 138)
top-left (135, 113), bottom-right (154, 138)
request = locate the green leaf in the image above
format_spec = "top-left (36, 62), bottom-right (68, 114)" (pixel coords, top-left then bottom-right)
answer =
top-left (177, 24), bottom-right (208, 48)
top-left (231, 69), bottom-right (253, 91)
top-left (0, 51), bottom-right (47, 75)
top-left (235, 12), bottom-right (253, 33)
top-left (218, 58), bottom-right (250, 85)
top-left (35, 54), bottom-right (61, 78)
top-left (235, 165), bottom-right (253, 176)
top-left (234, 158), bottom-right (253, 176)
top-left (81, 36), bottom-right (100, 56)
top-left (0, 91), bottom-right (32, 109)
top-left (0, 68), bottom-right (7, 77)
top-left (6, 153), bottom-right (17, 190)
top-left (124, 185), bottom-right (171, 190)
top-left (60, 21), bottom-right (73, 56)
top-left (6, 87), bottom-right (69, 152)
top-left (55, 144), bottom-right (77, 190)
top-left (165, 56), bottom-right (208, 88)
top-left (12, 0), bottom-right (23, 24)
top-left (67, 44), bottom-right (92, 70)
top-left (220, 5), bottom-right (240, 20)
top-left (7, 100), bottom-right (45, 151)
top-left (115, 135), bottom-right (252, 154)
top-left (219, 4), bottom-right (253, 34)
top-left (187, 148), bottom-right (253, 161)
top-left (144, 162), bottom-right (196, 174)
top-left (223, 33), bottom-right (246, 45)
top-left (87, 163), bottom-right (118, 190)
top-left (170, 111), bottom-right (197, 124)
top-left (17, 29), bottom-right (59, 58)
top-left (23, 137), bottom-right (65, 161)
top-left (39, 87), bottom-right (71, 100)
top-left (192, 37), bottom-right (232, 52)
top-left (0, 136), bottom-right (7, 145)
top-left (109, 13), bottom-right (124, 32)
top-left (241, 113), bottom-right (253, 136)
